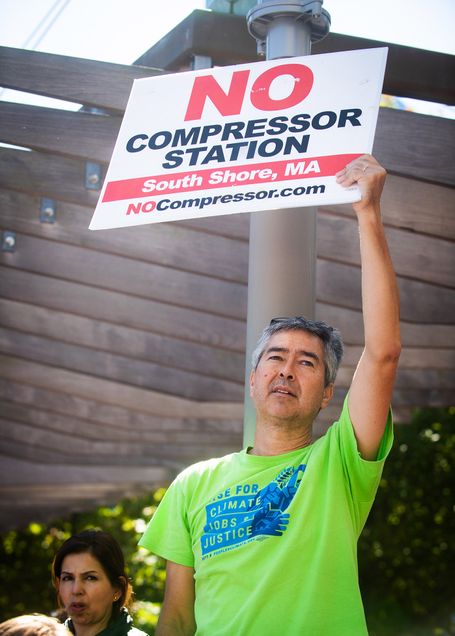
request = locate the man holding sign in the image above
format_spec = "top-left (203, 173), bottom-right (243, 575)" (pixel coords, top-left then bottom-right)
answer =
top-left (139, 153), bottom-right (401, 635)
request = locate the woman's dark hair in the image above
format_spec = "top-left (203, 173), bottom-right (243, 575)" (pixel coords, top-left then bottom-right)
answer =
top-left (52, 530), bottom-right (133, 617)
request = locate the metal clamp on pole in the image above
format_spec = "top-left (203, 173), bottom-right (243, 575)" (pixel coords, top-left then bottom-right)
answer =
top-left (247, 1), bottom-right (330, 58)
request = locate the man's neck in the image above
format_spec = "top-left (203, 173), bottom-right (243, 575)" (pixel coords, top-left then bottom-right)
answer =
top-left (249, 419), bottom-right (313, 456)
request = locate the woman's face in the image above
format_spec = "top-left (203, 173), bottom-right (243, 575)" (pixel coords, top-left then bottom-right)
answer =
top-left (58, 551), bottom-right (120, 634)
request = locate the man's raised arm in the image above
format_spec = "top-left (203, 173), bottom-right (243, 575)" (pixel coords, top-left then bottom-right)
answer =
top-left (336, 154), bottom-right (401, 460)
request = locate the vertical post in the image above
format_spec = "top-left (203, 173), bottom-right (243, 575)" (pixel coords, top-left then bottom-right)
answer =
top-left (243, 0), bottom-right (330, 446)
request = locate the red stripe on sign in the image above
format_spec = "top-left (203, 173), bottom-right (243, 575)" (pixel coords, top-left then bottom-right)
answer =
top-left (102, 154), bottom-right (362, 203)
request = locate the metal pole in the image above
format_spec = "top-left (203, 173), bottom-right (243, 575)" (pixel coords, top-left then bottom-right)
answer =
top-left (243, 0), bottom-right (330, 446)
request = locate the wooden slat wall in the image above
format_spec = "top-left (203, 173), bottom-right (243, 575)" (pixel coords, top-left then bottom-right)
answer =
top-left (0, 45), bottom-right (454, 530)
top-left (0, 46), bottom-right (164, 112)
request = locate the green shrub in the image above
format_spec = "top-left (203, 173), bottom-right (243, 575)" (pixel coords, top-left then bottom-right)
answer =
top-left (360, 407), bottom-right (455, 635)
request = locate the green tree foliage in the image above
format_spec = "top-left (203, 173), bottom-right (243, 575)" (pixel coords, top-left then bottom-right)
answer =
top-left (360, 406), bottom-right (455, 635)
top-left (0, 408), bottom-right (453, 635)
top-left (0, 489), bottom-right (166, 634)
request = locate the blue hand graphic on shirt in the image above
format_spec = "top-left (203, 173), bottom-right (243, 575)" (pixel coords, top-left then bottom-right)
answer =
top-left (251, 510), bottom-right (290, 536)
top-left (250, 465), bottom-right (306, 537)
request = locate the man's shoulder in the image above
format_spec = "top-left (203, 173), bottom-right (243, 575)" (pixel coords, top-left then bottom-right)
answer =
top-left (176, 449), bottom-right (243, 482)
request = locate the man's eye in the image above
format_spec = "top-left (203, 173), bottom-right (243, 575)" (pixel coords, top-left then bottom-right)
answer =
top-left (301, 360), bottom-right (314, 367)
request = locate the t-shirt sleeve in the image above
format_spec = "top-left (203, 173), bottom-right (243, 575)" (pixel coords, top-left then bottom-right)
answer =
top-left (138, 473), bottom-right (195, 567)
top-left (330, 394), bottom-right (393, 530)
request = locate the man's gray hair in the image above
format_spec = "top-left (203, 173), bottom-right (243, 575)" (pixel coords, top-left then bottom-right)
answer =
top-left (251, 316), bottom-right (344, 387)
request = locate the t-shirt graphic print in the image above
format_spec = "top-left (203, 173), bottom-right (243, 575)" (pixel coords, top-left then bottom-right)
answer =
top-left (201, 463), bottom-right (306, 558)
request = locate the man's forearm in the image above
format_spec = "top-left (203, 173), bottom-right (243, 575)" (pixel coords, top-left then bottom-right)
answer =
top-left (358, 207), bottom-right (401, 362)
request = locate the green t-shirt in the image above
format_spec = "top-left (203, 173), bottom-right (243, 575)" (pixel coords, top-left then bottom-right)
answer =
top-left (139, 397), bottom-right (393, 635)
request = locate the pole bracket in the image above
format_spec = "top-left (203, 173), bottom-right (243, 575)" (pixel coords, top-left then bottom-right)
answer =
top-left (247, 0), bottom-right (330, 54)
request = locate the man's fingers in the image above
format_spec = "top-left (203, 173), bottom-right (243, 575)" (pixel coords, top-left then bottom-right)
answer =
top-left (336, 155), bottom-right (385, 187)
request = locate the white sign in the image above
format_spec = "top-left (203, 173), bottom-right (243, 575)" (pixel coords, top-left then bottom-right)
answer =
top-left (89, 47), bottom-right (388, 230)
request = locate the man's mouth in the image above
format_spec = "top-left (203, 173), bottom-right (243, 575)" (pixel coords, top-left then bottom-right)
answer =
top-left (271, 385), bottom-right (296, 397)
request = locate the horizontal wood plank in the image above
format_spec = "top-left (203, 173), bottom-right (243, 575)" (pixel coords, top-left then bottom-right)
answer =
top-left (0, 416), bottom-right (239, 461)
top-left (0, 151), bottom-right (251, 240)
top-left (317, 212), bottom-right (454, 288)
top-left (0, 436), bottom-right (235, 472)
top-left (1, 299), bottom-right (452, 378)
top-left (312, 33), bottom-right (455, 105)
top-left (1, 265), bottom-right (452, 355)
top-left (0, 355), bottom-right (244, 418)
top-left (0, 233), bottom-right (248, 319)
top-left (374, 107), bottom-right (455, 186)
top-left (0, 147), bottom-right (102, 207)
top-left (2, 232), bottom-right (452, 324)
top-left (0, 299), bottom-right (244, 382)
top-left (0, 189), bottom-right (249, 283)
top-left (0, 266), bottom-right (246, 350)
top-left (0, 46), bottom-right (163, 112)
top-left (317, 304), bottom-right (455, 348)
top-left (317, 260), bottom-right (454, 324)
top-left (342, 345), bottom-right (455, 370)
top-left (0, 327), bottom-right (244, 402)
top-left (334, 366), bottom-right (455, 391)
top-left (0, 378), bottom-right (244, 435)
top-left (0, 453), bottom-right (173, 485)
top-left (0, 101), bottom-right (121, 163)
top-left (2, 188), bottom-right (454, 287)
top-left (320, 174), bottom-right (455, 240)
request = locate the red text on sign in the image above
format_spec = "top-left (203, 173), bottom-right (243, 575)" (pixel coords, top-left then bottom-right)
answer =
top-left (184, 63), bottom-right (314, 121)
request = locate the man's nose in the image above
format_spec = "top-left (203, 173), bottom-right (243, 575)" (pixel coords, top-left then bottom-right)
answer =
top-left (279, 362), bottom-right (295, 380)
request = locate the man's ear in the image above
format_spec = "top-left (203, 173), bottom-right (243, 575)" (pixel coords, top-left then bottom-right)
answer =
top-left (249, 369), bottom-right (255, 398)
top-left (321, 383), bottom-right (334, 410)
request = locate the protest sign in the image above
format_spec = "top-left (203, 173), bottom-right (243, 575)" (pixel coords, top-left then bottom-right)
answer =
top-left (89, 47), bottom-right (388, 230)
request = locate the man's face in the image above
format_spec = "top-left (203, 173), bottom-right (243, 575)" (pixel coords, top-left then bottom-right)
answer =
top-left (249, 329), bottom-right (333, 426)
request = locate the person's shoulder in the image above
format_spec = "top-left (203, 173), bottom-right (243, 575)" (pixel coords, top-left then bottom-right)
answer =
top-left (121, 611), bottom-right (150, 636)
top-left (128, 627), bottom-right (150, 636)
top-left (176, 450), bottom-right (243, 482)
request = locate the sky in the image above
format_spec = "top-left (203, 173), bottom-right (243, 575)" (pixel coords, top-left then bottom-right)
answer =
top-left (0, 0), bottom-right (454, 115)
